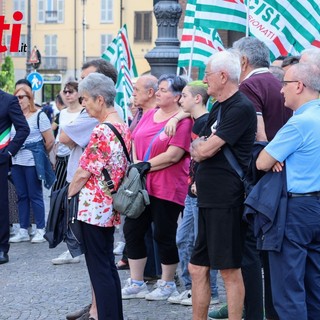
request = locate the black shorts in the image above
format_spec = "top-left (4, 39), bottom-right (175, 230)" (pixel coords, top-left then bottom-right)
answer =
top-left (190, 206), bottom-right (246, 270)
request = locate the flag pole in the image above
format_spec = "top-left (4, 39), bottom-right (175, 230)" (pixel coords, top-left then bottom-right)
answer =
top-left (246, 0), bottom-right (250, 37)
top-left (118, 32), bottom-right (129, 124)
top-left (187, 26), bottom-right (197, 80)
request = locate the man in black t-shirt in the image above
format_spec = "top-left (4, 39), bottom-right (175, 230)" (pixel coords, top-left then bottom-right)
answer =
top-left (189, 50), bottom-right (256, 320)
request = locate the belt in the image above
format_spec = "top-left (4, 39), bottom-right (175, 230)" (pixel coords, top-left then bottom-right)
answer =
top-left (288, 191), bottom-right (320, 198)
top-left (56, 155), bottom-right (69, 161)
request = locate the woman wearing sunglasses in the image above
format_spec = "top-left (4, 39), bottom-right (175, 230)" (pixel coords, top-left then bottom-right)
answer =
top-left (51, 81), bottom-right (83, 192)
top-left (9, 85), bottom-right (55, 244)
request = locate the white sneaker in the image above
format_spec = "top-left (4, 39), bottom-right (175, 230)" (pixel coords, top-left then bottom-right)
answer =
top-left (145, 279), bottom-right (179, 301)
top-left (9, 228), bottom-right (30, 243)
top-left (10, 223), bottom-right (20, 236)
top-left (180, 290), bottom-right (193, 306)
top-left (51, 250), bottom-right (80, 265)
top-left (168, 289), bottom-right (191, 304)
top-left (113, 241), bottom-right (125, 255)
top-left (28, 224), bottom-right (37, 236)
top-left (122, 278), bottom-right (149, 299)
top-left (31, 229), bottom-right (46, 243)
top-left (180, 292), bottom-right (220, 306)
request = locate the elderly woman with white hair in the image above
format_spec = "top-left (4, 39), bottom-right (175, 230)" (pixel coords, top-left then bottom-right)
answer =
top-left (68, 73), bottom-right (131, 320)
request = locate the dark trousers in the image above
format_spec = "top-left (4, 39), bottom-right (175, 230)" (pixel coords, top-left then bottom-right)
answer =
top-left (82, 223), bottom-right (123, 320)
top-left (241, 224), bottom-right (264, 320)
top-left (124, 196), bottom-right (182, 264)
top-left (0, 161), bottom-right (10, 253)
top-left (269, 196), bottom-right (320, 320)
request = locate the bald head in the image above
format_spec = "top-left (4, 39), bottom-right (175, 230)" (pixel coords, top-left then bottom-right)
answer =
top-left (132, 75), bottom-right (158, 110)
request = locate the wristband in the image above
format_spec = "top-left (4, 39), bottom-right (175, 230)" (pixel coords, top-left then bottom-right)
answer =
top-left (173, 116), bottom-right (180, 122)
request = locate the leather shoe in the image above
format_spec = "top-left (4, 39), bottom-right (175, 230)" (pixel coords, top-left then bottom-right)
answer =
top-left (66, 304), bottom-right (91, 320)
top-left (0, 251), bottom-right (9, 264)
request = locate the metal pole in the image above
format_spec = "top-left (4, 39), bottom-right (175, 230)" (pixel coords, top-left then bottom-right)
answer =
top-left (120, 0), bottom-right (123, 28)
top-left (82, 0), bottom-right (86, 63)
top-left (26, 0), bottom-right (32, 76)
top-left (74, 0), bottom-right (77, 79)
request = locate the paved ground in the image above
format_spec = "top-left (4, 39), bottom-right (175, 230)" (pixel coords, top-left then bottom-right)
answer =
top-left (0, 230), bottom-right (226, 320)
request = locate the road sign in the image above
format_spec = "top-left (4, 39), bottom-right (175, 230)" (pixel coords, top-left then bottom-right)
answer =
top-left (27, 72), bottom-right (44, 91)
top-left (29, 47), bottom-right (39, 63)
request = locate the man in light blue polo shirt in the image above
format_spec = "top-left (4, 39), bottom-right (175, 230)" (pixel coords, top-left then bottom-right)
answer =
top-left (256, 62), bottom-right (320, 320)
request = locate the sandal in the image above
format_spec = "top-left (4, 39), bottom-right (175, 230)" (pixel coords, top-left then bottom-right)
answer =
top-left (116, 259), bottom-right (130, 270)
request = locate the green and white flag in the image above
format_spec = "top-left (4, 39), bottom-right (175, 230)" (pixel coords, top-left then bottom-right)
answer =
top-left (247, 0), bottom-right (320, 60)
top-left (102, 25), bottom-right (138, 123)
top-left (178, 0), bottom-right (224, 75)
top-left (194, 0), bottom-right (247, 33)
top-left (193, 0), bottom-right (320, 61)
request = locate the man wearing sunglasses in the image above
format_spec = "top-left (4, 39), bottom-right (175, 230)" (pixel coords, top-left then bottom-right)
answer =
top-left (0, 89), bottom-right (30, 264)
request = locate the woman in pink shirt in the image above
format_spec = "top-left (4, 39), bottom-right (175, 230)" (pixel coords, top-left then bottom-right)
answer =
top-left (122, 74), bottom-right (193, 301)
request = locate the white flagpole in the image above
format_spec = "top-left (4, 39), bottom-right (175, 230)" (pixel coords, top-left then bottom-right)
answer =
top-left (246, 0), bottom-right (250, 37)
top-left (188, 26), bottom-right (197, 80)
top-left (118, 32), bottom-right (129, 124)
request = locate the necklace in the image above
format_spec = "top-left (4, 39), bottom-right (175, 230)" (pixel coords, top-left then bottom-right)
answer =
top-left (104, 110), bottom-right (118, 121)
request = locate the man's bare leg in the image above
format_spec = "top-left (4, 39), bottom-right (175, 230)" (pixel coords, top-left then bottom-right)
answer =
top-left (220, 268), bottom-right (245, 320)
top-left (189, 263), bottom-right (211, 320)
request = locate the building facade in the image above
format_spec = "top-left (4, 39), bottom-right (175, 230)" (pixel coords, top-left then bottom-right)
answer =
top-left (1, 0), bottom-right (158, 102)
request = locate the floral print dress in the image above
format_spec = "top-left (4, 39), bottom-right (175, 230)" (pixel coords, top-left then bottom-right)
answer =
top-left (77, 122), bottom-right (131, 227)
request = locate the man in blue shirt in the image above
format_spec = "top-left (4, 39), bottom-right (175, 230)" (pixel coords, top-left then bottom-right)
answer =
top-left (257, 62), bottom-right (320, 320)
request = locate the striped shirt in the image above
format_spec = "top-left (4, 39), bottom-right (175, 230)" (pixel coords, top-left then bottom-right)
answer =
top-left (11, 110), bottom-right (51, 166)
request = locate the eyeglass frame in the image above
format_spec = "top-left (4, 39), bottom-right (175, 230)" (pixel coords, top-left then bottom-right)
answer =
top-left (281, 80), bottom-right (306, 87)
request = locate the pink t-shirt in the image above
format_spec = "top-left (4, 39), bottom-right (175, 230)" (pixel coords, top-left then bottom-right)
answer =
top-left (132, 109), bottom-right (192, 206)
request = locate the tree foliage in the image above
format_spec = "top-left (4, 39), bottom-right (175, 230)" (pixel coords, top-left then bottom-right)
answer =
top-left (0, 56), bottom-right (15, 93)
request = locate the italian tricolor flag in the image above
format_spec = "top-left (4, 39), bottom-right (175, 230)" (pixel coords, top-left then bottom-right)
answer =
top-left (0, 127), bottom-right (10, 150)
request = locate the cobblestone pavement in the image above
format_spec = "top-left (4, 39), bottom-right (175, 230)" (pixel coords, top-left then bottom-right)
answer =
top-left (0, 231), bottom-right (226, 320)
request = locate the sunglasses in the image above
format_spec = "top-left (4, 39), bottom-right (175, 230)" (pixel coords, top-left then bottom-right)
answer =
top-left (63, 90), bottom-right (75, 95)
top-left (16, 95), bottom-right (29, 100)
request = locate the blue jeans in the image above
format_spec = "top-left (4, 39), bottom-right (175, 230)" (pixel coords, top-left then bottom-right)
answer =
top-left (176, 195), bottom-right (218, 296)
top-left (11, 165), bottom-right (45, 229)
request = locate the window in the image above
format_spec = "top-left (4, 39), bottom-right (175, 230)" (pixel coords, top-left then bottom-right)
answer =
top-left (101, 34), bottom-right (113, 55)
top-left (14, 0), bottom-right (26, 23)
top-left (45, 35), bottom-right (58, 68)
top-left (101, 0), bottom-right (113, 23)
top-left (38, 0), bottom-right (64, 23)
top-left (5, 34), bottom-right (27, 57)
top-left (134, 12), bottom-right (152, 42)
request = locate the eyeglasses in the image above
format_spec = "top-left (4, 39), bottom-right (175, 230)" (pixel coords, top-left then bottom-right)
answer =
top-left (204, 71), bottom-right (221, 78)
top-left (63, 90), bottom-right (75, 95)
top-left (16, 95), bottom-right (29, 100)
top-left (281, 80), bottom-right (306, 87)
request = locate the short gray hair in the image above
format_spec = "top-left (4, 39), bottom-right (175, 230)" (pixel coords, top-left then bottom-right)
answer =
top-left (290, 63), bottom-right (320, 92)
top-left (158, 74), bottom-right (187, 96)
top-left (301, 48), bottom-right (320, 67)
top-left (78, 73), bottom-right (116, 107)
top-left (207, 50), bottom-right (241, 83)
top-left (233, 36), bottom-right (270, 68)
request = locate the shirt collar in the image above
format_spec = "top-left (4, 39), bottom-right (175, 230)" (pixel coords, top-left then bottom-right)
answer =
top-left (243, 67), bottom-right (270, 82)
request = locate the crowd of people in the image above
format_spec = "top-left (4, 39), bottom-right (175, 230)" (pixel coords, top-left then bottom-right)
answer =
top-left (0, 37), bottom-right (320, 320)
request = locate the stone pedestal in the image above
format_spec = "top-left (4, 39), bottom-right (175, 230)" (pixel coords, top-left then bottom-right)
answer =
top-left (145, 0), bottom-right (182, 78)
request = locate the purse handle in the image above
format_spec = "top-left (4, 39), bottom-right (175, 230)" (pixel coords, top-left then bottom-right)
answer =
top-left (102, 122), bottom-right (130, 194)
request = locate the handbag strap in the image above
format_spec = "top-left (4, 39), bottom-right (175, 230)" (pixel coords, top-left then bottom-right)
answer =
top-left (102, 122), bottom-right (130, 194)
top-left (103, 122), bottom-right (131, 162)
top-left (143, 128), bottom-right (164, 161)
top-left (216, 106), bottom-right (245, 180)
